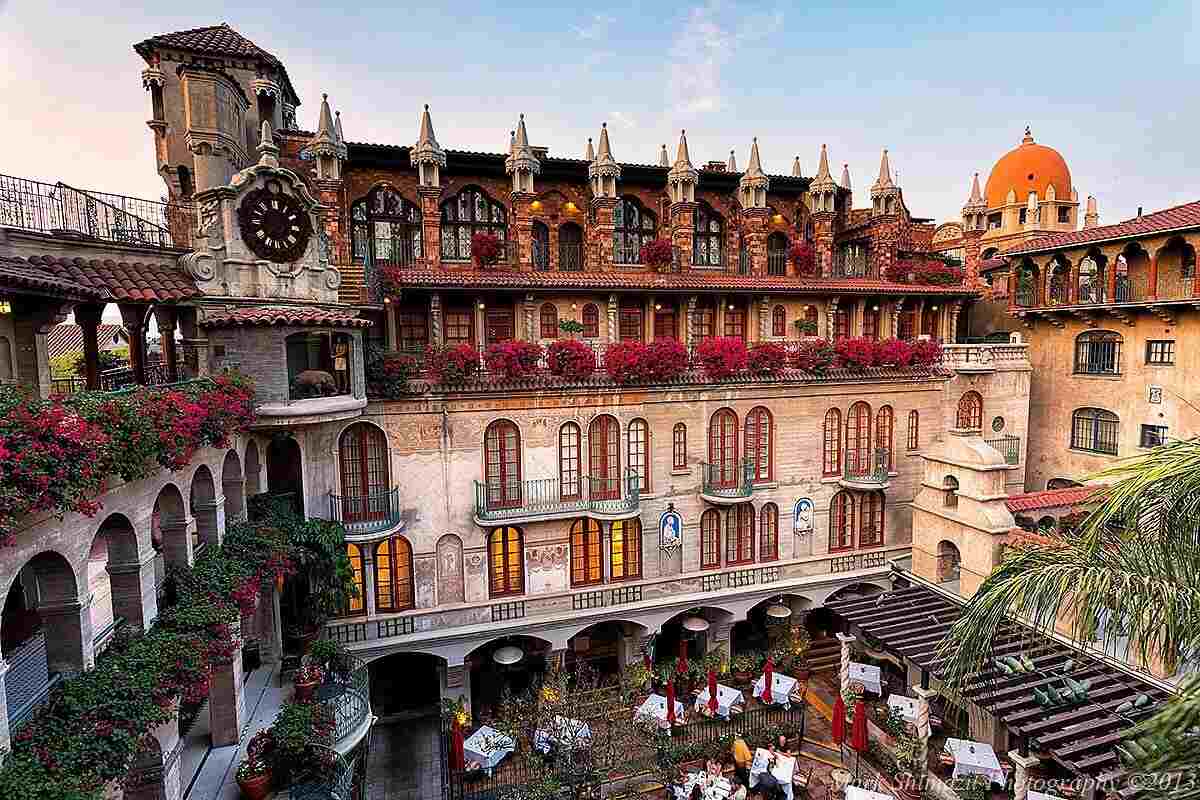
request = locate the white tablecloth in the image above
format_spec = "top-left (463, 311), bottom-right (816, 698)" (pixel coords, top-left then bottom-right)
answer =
top-left (849, 662), bottom-right (883, 694)
top-left (1029, 792), bottom-right (1066, 800)
top-left (636, 693), bottom-right (686, 725)
top-left (463, 725), bottom-right (515, 775)
top-left (694, 683), bottom-right (744, 719)
top-left (886, 694), bottom-right (919, 723)
top-left (677, 772), bottom-right (732, 800)
top-left (534, 715), bottom-right (592, 753)
top-left (752, 672), bottom-right (801, 708)
top-left (750, 748), bottom-right (795, 800)
top-left (945, 738), bottom-right (1005, 785)
top-left (846, 786), bottom-right (895, 800)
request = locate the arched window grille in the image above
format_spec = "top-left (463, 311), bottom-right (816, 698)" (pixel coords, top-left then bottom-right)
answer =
top-left (539, 303), bottom-right (559, 339)
top-left (772, 305), bottom-right (786, 337)
top-left (829, 491), bottom-right (855, 551)
top-left (846, 402), bottom-right (872, 476)
top-left (860, 493), bottom-right (884, 547)
top-left (907, 410), bottom-right (919, 450)
top-left (726, 505), bottom-right (755, 565)
top-left (338, 423), bottom-right (390, 521)
top-left (1071, 408), bottom-right (1119, 455)
top-left (875, 406), bottom-right (894, 471)
top-left (672, 423), bottom-right (687, 470)
top-left (956, 392), bottom-right (983, 430)
top-left (582, 304), bottom-right (600, 338)
top-left (1074, 331), bottom-right (1122, 375)
top-left (628, 418), bottom-right (649, 492)
top-left (613, 197), bottom-right (657, 264)
top-left (693, 203), bottom-right (724, 267)
top-left (351, 186), bottom-right (422, 266)
top-left (559, 423), bottom-right (581, 500)
top-left (708, 408), bottom-right (739, 488)
top-left (440, 186), bottom-right (507, 261)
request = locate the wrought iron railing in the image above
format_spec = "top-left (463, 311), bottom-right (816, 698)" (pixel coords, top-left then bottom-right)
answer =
top-left (289, 745), bottom-right (358, 800)
top-left (559, 242), bottom-right (585, 272)
top-left (0, 173), bottom-right (182, 249)
top-left (316, 654), bottom-right (371, 745)
top-left (1114, 274), bottom-right (1136, 303)
top-left (843, 447), bottom-right (890, 483)
top-left (829, 251), bottom-right (875, 279)
top-left (700, 458), bottom-right (754, 498)
top-left (1014, 286), bottom-right (1037, 307)
top-left (532, 238), bottom-right (550, 271)
top-left (738, 246), bottom-right (751, 275)
top-left (1077, 282), bottom-right (1105, 304)
top-left (767, 250), bottom-right (788, 276)
top-left (328, 487), bottom-right (402, 535)
top-left (984, 434), bottom-right (1020, 465)
top-left (1047, 279), bottom-right (1069, 304)
top-left (50, 359), bottom-right (189, 396)
top-left (473, 471), bottom-right (640, 521)
top-left (372, 235), bottom-right (419, 269)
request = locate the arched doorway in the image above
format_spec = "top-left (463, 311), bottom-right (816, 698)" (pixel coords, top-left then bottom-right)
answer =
top-left (222, 450), bottom-right (245, 523)
top-left (2, 550), bottom-right (88, 677)
top-left (266, 435), bottom-right (303, 516)
top-left (468, 636), bottom-right (552, 723)
top-left (558, 222), bottom-right (583, 271)
top-left (937, 541), bottom-right (962, 588)
top-left (245, 440), bottom-right (262, 498)
top-left (369, 652), bottom-right (444, 719)
top-left (731, 594), bottom-right (813, 659)
top-left (654, 607), bottom-right (733, 671)
top-left (190, 464), bottom-right (219, 551)
top-left (153, 483), bottom-right (190, 570)
top-left (565, 620), bottom-right (644, 686)
top-left (95, 514), bottom-right (153, 632)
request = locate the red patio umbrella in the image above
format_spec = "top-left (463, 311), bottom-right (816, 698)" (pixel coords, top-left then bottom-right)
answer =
top-left (450, 715), bottom-right (465, 772)
top-left (850, 699), bottom-right (869, 781)
top-left (707, 669), bottom-right (719, 715)
top-left (761, 656), bottom-right (774, 704)
top-left (677, 639), bottom-right (689, 675)
top-left (831, 693), bottom-right (846, 758)
top-left (666, 680), bottom-right (677, 725)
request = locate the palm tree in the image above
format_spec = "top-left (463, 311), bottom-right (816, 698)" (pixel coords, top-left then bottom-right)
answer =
top-left (937, 438), bottom-right (1200, 798)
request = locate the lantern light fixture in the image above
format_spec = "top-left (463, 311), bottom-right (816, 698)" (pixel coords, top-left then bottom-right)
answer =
top-left (493, 644), bottom-right (524, 666)
top-left (682, 613), bottom-right (710, 635)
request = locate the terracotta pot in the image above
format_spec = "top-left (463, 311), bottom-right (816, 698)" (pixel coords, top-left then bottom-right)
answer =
top-left (734, 670), bottom-right (751, 684)
top-left (294, 678), bottom-right (319, 702)
top-left (237, 770), bottom-right (273, 800)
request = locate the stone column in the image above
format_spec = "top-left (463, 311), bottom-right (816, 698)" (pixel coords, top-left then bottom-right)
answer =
top-left (154, 305), bottom-right (180, 383)
top-left (1009, 750), bottom-right (1040, 800)
top-left (913, 685), bottom-right (938, 781)
top-left (1148, 253), bottom-right (1159, 300)
top-left (827, 297), bottom-right (841, 340)
top-left (0, 659), bottom-right (10, 754)
top-left (363, 553), bottom-right (378, 616)
top-left (758, 295), bottom-right (770, 340)
top-left (670, 202), bottom-right (696, 269)
top-left (836, 632), bottom-right (855, 694)
top-left (511, 194), bottom-right (534, 269)
top-left (523, 293), bottom-right (536, 341)
top-left (445, 660), bottom-right (472, 719)
top-left (223, 473), bottom-right (246, 524)
top-left (41, 598), bottom-right (95, 675)
top-left (193, 495), bottom-right (226, 548)
top-left (685, 295), bottom-right (698, 350)
top-left (255, 582), bottom-right (282, 665)
top-left (75, 303), bottom-right (105, 390)
top-left (591, 196), bottom-right (617, 270)
top-left (606, 294), bottom-right (618, 344)
top-left (742, 208), bottom-right (769, 276)
top-left (107, 548), bottom-right (159, 632)
top-left (125, 706), bottom-right (184, 800)
top-left (709, 622), bottom-right (733, 661)
top-left (210, 646), bottom-right (245, 747)
top-left (430, 293), bottom-right (444, 346)
top-left (474, 297), bottom-right (487, 350)
top-left (118, 304), bottom-right (150, 385)
top-left (160, 514), bottom-right (197, 571)
top-left (417, 186), bottom-right (443, 270)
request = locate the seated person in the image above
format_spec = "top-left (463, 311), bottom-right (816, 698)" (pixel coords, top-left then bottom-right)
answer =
top-left (775, 734), bottom-right (796, 757)
top-left (690, 785), bottom-right (704, 800)
top-left (706, 758), bottom-right (723, 777)
top-left (729, 776), bottom-right (749, 800)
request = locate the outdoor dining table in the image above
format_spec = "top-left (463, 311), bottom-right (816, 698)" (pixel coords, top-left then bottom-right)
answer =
top-left (752, 671), bottom-right (801, 708)
top-left (463, 725), bottom-right (515, 776)
top-left (694, 683), bottom-right (744, 719)
top-left (1029, 792), bottom-right (1067, 800)
top-left (944, 738), bottom-right (1005, 785)
top-left (635, 693), bottom-right (686, 726)
top-left (750, 748), bottom-right (796, 800)
top-left (846, 785), bottom-right (896, 800)
top-left (533, 715), bottom-right (592, 753)
top-left (849, 662), bottom-right (883, 694)
top-left (886, 694), bottom-right (919, 723)
top-left (678, 771), bottom-right (733, 800)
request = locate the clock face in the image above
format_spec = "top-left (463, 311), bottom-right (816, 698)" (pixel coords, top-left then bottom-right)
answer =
top-left (237, 182), bottom-right (313, 263)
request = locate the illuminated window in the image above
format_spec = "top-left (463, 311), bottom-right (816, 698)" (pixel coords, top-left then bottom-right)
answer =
top-left (488, 526), bottom-right (524, 596)
top-left (610, 518), bottom-right (642, 580)
top-left (343, 543), bottom-right (365, 616)
top-left (570, 518), bottom-right (603, 587)
top-left (375, 535), bottom-right (414, 610)
top-left (759, 503), bottom-right (779, 561)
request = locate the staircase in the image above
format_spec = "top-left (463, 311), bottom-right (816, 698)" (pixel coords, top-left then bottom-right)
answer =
top-left (807, 636), bottom-right (841, 674)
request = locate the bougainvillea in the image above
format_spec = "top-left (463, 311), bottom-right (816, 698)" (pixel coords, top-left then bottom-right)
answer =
top-left (484, 340), bottom-right (544, 380)
top-left (910, 337), bottom-right (943, 366)
top-left (365, 346), bottom-right (418, 399)
top-left (639, 238), bottom-right (675, 270)
top-left (471, 232), bottom-right (504, 267)
top-left (791, 338), bottom-right (836, 373)
top-left (603, 339), bottom-right (688, 384)
top-left (696, 337), bottom-right (749, 379)
top-left (748, 342), bottom-right (788, 375)
top-left (834, 337), bottom-right (879, 369)
top-left (546, 339), bottom-right (596, 380)
top-left (875, 338), bottom-right (915, 367)
top-left (789, 242), bottom-right (818, 276)
top-left (886, 259), bottom-right (964, 286)
top-left (425, 344), bottom-right (481, 384)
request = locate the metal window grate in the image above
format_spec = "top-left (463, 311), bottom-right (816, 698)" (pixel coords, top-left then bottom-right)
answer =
top-left (1071, 408), bottom-right (1120, 455)
top-left (611, 585), bottom-right (643, 605)
top-left (328, 622), bottom-right (368, 644)
top-left (1074, 332), bottom-right (1122, 375)
top-left (572, 590), bottom-right (606, 611)
top-left (491, 601), bottom-right (526, 622)
top-left (1140, 424), bottom-right (1168, 448)
top-left (1146, 340), bottom-right (1175, 365)
top-left (377, 617), bottom-right (414, 638)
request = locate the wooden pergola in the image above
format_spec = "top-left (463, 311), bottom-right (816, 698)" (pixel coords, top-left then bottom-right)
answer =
top-left (827, 571), bottom-right (1173, 788)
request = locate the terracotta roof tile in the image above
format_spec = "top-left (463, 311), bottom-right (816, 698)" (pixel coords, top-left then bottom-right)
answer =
top-left (47, 324), bottom-right (127, 360)
top-left (10, 254), bottom-right (200, 302)
top-left (0, 258), bottom-right (105, 301)
top-left (1005, 200), bottom-right (1200, 256)
top-left (200, 306), bottom-right (372, 329)
top-left (1004, 485), bottom-right (1105, 513)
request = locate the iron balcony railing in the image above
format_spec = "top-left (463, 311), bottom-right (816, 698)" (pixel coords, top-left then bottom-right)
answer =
top-left (328, 487), bottom-right (402, 535)
top-left (843, 447), bottom-right (891, 483)
top-left (50, 359), bottom-right (190, 396)
top-left (289, 745), bottom-right (359, 800)
top-left (0, 173), bottom-right (183, 249)
top-left (371, 234), bottom-right (420, 269)
top-left (830, 251), bottom-right (876, 279)
top-left (700, 458), bottom-right (754, 499)
top-left (1077, 282), bottom-right (1106, 304)
top-left (1015, 286), bottom-right (1037, 307)
top-left (532, 238), bottom-right (550, 271)
top-left (985, 434), bottom-right (1020, 465)
top-left (473, 471), bottom-right (640, 521)
top-left (559, 242), bottom-right (585, 272)
top-left (1114, 275), bottom-right (1136, 303)
top-left (315, 653), bottom-right (371, 745)
top-left (767, 250), bottom-right (788, 276)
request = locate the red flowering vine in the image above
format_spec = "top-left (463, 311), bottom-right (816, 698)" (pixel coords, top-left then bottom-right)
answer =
top-left (639, 238), bottom-right (675, 271)
top-left (748, 342), bottom-right (788, 375)
top-left (484, 340), bottom-right (543, 380)
top-left (471, 232), bottom-right (504, 267)
top-left (546, 339), bottom-right (596, 380)
top-left (696, 337), bottom-right (749, 379)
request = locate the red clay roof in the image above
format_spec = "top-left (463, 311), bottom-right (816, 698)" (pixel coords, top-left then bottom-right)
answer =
top-left (1004, 485), bottom-right (1104, 513)
top-left (386, 269), bottom-right (975, 296)
top-left (0, 258), bottom-right (105, 301)
top-left (10, 254), bottom-right (199, 303)
top-left (200, 306), bottom-right (372, 329)
top-left (1005, 200), bottom-right (1200, 256)
top-left (47, 323), bottom-right (127, 360)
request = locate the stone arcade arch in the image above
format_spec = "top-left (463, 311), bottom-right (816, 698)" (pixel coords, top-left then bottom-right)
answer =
top-left (1, 551), bottom-right (91, 680)
top-left (267, 435), bottom-right (304, 516)
top-left (244, 439), bottom-right (263, 498)
top-left (153, 483), bottom-right (193, 570)
top-left (222, 449), bottom-right (246, 523)
top-left (190, 464), bottom-right (221, 551)
top-left (96, 513), bottom-right (158, 633)
top-left (467, 635), bottom-right (554, 722)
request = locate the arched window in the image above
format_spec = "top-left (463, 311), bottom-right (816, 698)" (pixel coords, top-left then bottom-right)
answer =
top-left (823, 408), bottom-right (842, 476)
top-left (589, 415), bottom-right (620, 500)
top-left (375, 535), bottom-right (414, 611)
top-left (570, 518), bottom-right (602, 587)
top-left (1074, 331), bottom-right (1122, 375)
top-left (488, 526), bottom-right (524, 597)
top-left (767, 232), bottom-right (788, 276)
top-left (693, 301), bottom-right (716, 340)
top-left (875, 406), bottom-right (894, 471)
top-left (708, 408), bottom-right (739, 488)
top-left (744, 407), bottom-right (772, 483)
top-left (907, 410), bottom-right (919, 450)
top-left (862, 306), bottom-right (880, 340)
top-left (1071, 408), bottom-right (1120, 455)
top-left (921, 307), bottom-right (940, 340)
top-left (860, 493), bottom-right (884, 547)
top-left (693, 202), bottom-right (724, 267)
top-left (559, 222), bottom-right (584, 271)
top-left (846, 402), bottom-right (872, 477)
top-left (830, 491), bottom-right (855, 551)
top-left (833, 308), bottom-right (851, 340)
top-left (897, 309), bottom-right (916, 341)
top-left (1078, 256), bottom-right (1104, 303)
top-left (724, 305), bottom-right (747, 340)
top-left (771, 305), bottom-right (786, 337)
top-left (350, 186), bottom-right (422, 266)
top-left (726, 505), bottom-right (755, 565)
top-left (673, 423), bottom-right (687, 470)
top-left (582, 303), bottom-right (600, 338)
top-left (613, 197), bottom-right (657, 265)
top-left (760, 503), bottom-right (779, 562)
top-left (484, 420), bottom-right (522, 509)
top-left (611, 518), bottom-right (642, 580)
top-left (700, 509), bottom-right (721, 569)
top-left (628, 418), bottom-right (649, 492)
top-left (440, 186), bottom-right (507, 262)
top-left (943, 476), bottom-right (959, 509)
top-left (539, 303), bottom-right (559, 339)
top-left (344, 543), bottom-right (365, 616)
top-left (338, 423), bottom-right (390, 521)
top-left (559, 423), bottom-right (581, 500)
top-left (532, 221), bottom-right (550, 271)
top-left (956, 392), bottom-right (983, 430)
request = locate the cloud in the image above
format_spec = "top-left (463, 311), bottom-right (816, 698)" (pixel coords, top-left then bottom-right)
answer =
top-left (571, 13), bottom-right (616, 41)
top-left (666, 3), bottom-right (784, 115)
top-left (610, 111), bottom-right (637, 129)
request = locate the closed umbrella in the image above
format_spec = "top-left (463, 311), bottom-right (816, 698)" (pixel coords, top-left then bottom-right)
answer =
top-left (762, 656), bottom-right (774, 704)
top-left (450, 716), bottom-right (465, 772)
top-left (831, 693), bottom-right (846, 762)
top-left (666, 680), bottom-right (677, 725)
top-left (677, 639), bottom-right (689, 675)
top-left (850, 700), bottom-right (869, 781)
top-left (707, 669), bottom-right (719, 715)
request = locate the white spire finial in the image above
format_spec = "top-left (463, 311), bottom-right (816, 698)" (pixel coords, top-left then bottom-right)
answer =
top-left (659, 143), bottom-right (669, 167)
top-left (412, 103), bottom-right (447, 186)
top-left (728, 149), bottom-right (737, 172)
top-left (873, 148), bottom-right (895, 189)
top-left (840, 163), bottom-right (851, 191)
top-left (675, 129), bottom-right (692, 168)
top-left (791, 155), bottom-right (802, 177)
top-left (585, 137), bottom-right (595, 161)
top-left (257, 119), bottom-right (279, 167)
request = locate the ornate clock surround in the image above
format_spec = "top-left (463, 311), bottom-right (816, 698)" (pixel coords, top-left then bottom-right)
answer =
top-left (236, 179), bottom-right (313, 263)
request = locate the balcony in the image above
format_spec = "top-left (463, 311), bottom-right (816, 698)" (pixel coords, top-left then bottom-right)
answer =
top-left (328, 487), bottom-right (404, 537)
top-left (559, 242), bottom-right (585, 272)
top-left (473, 472), bottom-right (640, 524)
top-left (984, 434), bottom-right (1020, 466)
top-left (940, 343), bottom-right (1030, 373)
top-left (315, 654), bottom-right (372, 752)
top-left (288, 745), bottom-right (360, 800)
top-left (829, 251), bottom-right (876, 280)
top-left (840, 447), bottom-right (891, 489)
top-left (49, 356), bottom-right (184, 396)
top-left (700, 458), bottom-right (755, 504)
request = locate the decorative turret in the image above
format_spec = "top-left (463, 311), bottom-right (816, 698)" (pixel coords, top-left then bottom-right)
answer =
top-left (659, 144), bottom-right (669, 168)
top-left (808, 144), bottom-right (838, 214)
top-left (738, 138), bottom-right (769, 209)
top-left (1024, 191), bottom-right (1040, 227)
top-left (504, 114), bottom-right (540, 194)
top-left (961, 172), bottom-right (987, 230)
top-left (412, 104), bottom-right (447, 188)
top-left (1084, 195), bottom-right (1099, 229)
top-left (308, 93), bottom-right (344, 181)
top-left (257, 120), bottom-right (279, 168)
top-left (588, 123), bottom-right (621, 199)
top-left (667, 130), bottom-right (698, 204)
top-left (334, 111), bottom-right (347, 160)
top-left (870, 148), bottom-right (902, 217)
top-left (840, 163), bottom-right (852, 207)
top-left (728, 150), bottom-right (737, 172)
top-left (585, 137), bottom-right (595, 161)
top-left (791, 156), bottom-right (802, 177)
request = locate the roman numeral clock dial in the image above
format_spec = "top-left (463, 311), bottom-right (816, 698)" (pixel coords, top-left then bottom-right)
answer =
top-left (237, 183), bottom-right (313, 263)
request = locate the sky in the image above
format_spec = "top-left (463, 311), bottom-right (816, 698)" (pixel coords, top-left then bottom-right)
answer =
top-left (2, 0), bottom-right (1199, 229)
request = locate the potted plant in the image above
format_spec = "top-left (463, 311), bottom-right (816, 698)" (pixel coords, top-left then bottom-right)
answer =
top-left (731, 653), bottom-right (760, 685)
top-left (293, 661), bottom-right (323, 702)
top-left (235, 758), bottom-right (272, 800)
